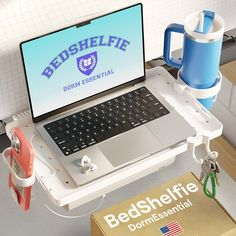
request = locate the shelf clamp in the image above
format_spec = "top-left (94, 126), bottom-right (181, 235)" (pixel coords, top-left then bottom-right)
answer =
top-left (174, 71), bottom-right (222, 100)
top-left (187, 136), bottom-right (218, 164)
top-left (2, 147), bottom-right (35, 205)
top-left (2, 147), bottom-right (35, 187)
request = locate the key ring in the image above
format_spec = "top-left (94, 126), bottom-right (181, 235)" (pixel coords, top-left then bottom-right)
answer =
top-left (203, 172), bottom-right (216, 198)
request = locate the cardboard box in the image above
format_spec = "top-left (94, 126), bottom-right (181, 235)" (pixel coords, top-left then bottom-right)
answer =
top-left (91, 173), bottom-right (236, 236)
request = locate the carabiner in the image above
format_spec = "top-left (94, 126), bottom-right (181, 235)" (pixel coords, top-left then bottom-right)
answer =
top-left (203, 172), bottom-right (216, 198)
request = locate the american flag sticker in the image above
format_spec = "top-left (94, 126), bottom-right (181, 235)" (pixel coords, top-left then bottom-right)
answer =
top-left (160, 221), bottom-right (184, 236)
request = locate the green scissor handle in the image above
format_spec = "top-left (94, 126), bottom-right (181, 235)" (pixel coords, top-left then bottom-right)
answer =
top-left (203, 172), bottom-right (216, 198)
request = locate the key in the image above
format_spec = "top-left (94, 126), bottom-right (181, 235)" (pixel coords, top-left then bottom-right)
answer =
top-left (209, 159), bottom-right (220, 186)
top-left (215, 172), bottom-right (220, 186)
top-left (200, 160), bottom-right (211, 182)
top-left (215, 162), bottom-right (220, 186)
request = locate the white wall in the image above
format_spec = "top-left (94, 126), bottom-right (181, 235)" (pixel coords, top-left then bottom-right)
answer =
top-left (0, 0), bottom-right (236, 119)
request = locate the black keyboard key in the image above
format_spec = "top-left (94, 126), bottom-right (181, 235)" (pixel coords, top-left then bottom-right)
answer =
top-left (140, 110), bottom-right (149, 117)
top-left (107, 112), bottom-right (115, 118)
top-left (47, 128), bottom-right (58, 135)
top-left (114, 109), bottom-right (122, 116)
top-left (72, 146), bottom-right (80, 152)
top-left (113, 122), bottom-right (120, 128)
top-left (79, 111), bottom-right (86, 117)
top-left (71, 126), bottom-right (79, 132)
top-left (87, 138), bottom-right (96, 146)
top-left (153, 111), bottom-right (163, 118)
top-left (100, 109), bottom-right (106, 114)
top-left (99, 104), bottom-right (106, 109)
top-left (64, 129), bottom-right (72, 135)
top-left (71, 114), bottom-right (78, 119)
top-left (126, 111), bottom-right (133, 117)
top-left (76, 131), bottom-right (84, 137)
top-left (86, 121), bottom-right (92, 126)
top-left (106, 119), bottom-right (113, 125)
top-left (69, 142), bottom-right (80, 152)
top-left (63, 123), bottom-right (71, 129)
top-left (106, 101), bottom-right (113, 106)
top-left (118, 113), bottom-right (126, 119)
top-left (113, 116), bottom-right (121, 123)
top-left (128, 117), bottom-right (141, 127)
top-left (141, 91), bottom-right (152, 99)
top-left (95, 123), bottom-right (130, 142)
top-left (60, 144), bottom-right (68, 151)
top-left (139, 87), bottom-right (148, 93)
top-left (57, 119), bottom-right (65, 126)
top-left (63, 148), bottom-right (73, 156)
top-left (72, 120), bottom-right (79, 126)
top-left (134, 101), bottom-right (142, 108)
top-left (78, 117), bottom-right (85, 123)
top-left (121, 95), bottom-right (126, 101)
top-left (114, 98), bottom-right (119, 103)
top-left (86, 108), bottom-right (93, 114)
top-left (93, 118), bottom-right (100, 123)
top-left (100, 115), bottom-right (107, 120)
top-left (93, 112), bottom-right (100, 118)
top-left (85, 128), bottom-right (93, 134)
top-left (134, 96), bottom-right (141, 102)
top-left (68, 133), bottom-right (77, 140)
top-left (161, 109), bottom-right (170, 116)
top-left (92, 131), bottom-right (100, 137)
top-left (121, 107), bottom-right (128, 113)
top-left (78, 124), bottom-right (85, 129)
top-left (107, 125), bottom-right (112, 130)
top-left (100, 122), bottom-right (106, 128)
top-left (141, 98), bottom-right (148, 105)
top-left (80, 144), bottom-right (87, 149)
top-left (45, 122), bottom-right (57, 130)
top-left (64, 117), bottom-right (72, 123)
top-left (85, 115), bottom-right (93, 120)
top-left (120, 101), bottom-right (127, 107)
top-left (134, 113), bottom-right (142, 120)
top-left (107, 108), bottom-right (114, 114)
top-left (133, 90), bottom-right (140, 96)
top-left (56, 137), bottom-right (70, 145)
top-left (99, 128), bottom-right (106, 134)
top-left (51, 132), bottom-right (64, 140)
top-left (140, 118), bottom-right (148, 123)
top-left (77, 136), bottom-right (85, 142)
top-left (92, 106), bottom-right (99, 112)
top-left (128, 103), bottom-right (134, 109)
top-left (92, 125), bottom-right (99, 130)
top-left (126, 93), bottom-right (133, 99)
top-left (150, 105), bottom-right (166, 114)
top-left (114, 104), bottom-right (120, 109)
top-left (147, 95), bottom-right (155, 102)
top-left (147, 100), bottom-right (161, 108)
top-left (133, 108), bottom-right (140, 114)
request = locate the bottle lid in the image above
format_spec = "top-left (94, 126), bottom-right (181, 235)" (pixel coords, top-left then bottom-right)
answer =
top-left (185, 10), bottom-right (224, 42)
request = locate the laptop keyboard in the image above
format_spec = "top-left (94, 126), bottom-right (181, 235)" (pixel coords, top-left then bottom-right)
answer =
top-left (44, 87), bottom-right (169, 156)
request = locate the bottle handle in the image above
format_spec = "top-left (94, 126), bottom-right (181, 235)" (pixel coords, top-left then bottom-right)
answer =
top-left (163, 23), bottom-right (185, 69)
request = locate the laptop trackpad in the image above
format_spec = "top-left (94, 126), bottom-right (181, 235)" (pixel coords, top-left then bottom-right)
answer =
top-left (98, 126), bottom-right (161, 167)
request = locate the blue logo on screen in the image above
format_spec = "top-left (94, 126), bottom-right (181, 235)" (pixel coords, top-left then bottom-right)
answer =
top-left (77, 51), bottom-right (97, 76)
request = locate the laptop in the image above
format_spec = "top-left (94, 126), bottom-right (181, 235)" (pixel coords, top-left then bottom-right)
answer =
top-left (20, 4), bottom-right (196, 186)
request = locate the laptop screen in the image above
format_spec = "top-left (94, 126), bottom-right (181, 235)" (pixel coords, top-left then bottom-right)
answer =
top-left (20, 4), bottom-right (145, 121)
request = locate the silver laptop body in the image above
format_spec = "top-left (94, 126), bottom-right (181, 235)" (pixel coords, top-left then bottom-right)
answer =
top-left (20, 4), bottom-right (196, 186)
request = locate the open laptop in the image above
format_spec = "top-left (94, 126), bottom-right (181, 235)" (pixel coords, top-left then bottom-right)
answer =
top-left (20, 4), bottom-right (196, 186)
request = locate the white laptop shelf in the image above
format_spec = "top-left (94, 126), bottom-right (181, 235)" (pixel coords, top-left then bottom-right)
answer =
top-left (5, 67), bottom-right (222, 210)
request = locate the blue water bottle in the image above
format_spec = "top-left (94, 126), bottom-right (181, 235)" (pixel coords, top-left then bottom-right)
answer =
top-left (163, 10), bottom-right (224, 109)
